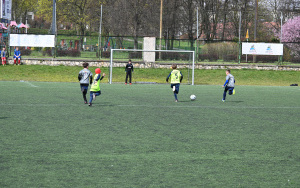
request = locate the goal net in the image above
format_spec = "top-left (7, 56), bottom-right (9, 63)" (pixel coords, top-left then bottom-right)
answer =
top-left (109, 49), bottom-right (195, 85)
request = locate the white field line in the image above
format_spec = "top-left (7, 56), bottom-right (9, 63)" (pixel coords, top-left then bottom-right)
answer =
top-left (20, 80), bottom-right (38, 87)
top-left (0, 103), bottom-right (299, 109)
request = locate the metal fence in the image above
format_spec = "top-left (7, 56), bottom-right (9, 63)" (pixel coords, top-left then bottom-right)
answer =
top-left (3, 33), bottom-right (300, 64)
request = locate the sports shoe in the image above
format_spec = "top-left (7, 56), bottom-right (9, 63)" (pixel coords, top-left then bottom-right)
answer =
top-left (175, 100), bottom-right (178, 102)
top-left (88, 103), bottom-right (92, 106)
top-left (93, 93), bottom-right (96, 101)
top-left (129, 83), bottom-right (132, 85)
top-left (125, 83), bottom-right (127, 85)
top-left (84, 100), bottom-right (87, 104)
top-left (172, 86), bottom-right (175, 92)
top-left (222, 99), bottom-right (225, 102)
top-left (233, 89), bottom-right (236, 95)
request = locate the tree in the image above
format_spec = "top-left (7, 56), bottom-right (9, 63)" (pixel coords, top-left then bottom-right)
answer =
top-left (104, 0), bottom-right (160, 49)
top-left (37, 0), bottom-right (103, 35)
top-left (162, 0), bottom-right (181, 50)
top-left (12, 0), bottom-right (38, 23)
top-left (281, 16), bottom-right (300, 56)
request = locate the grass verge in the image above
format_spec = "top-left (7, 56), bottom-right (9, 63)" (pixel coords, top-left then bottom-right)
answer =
top-left (0, 65), bottom-right (299, 86)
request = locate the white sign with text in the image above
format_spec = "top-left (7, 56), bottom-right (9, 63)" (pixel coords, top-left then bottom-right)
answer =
top-left (10, 34), bottom-right (55, 47)
top-left (242, 43), bottom-right (283, 56)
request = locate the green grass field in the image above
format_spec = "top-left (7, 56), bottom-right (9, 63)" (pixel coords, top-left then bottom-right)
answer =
top-left (0, 81), bottom-right (299, 187)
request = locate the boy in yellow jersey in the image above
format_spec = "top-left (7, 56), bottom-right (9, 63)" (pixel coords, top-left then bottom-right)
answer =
top-left (166, 64), bottom-right (183, 102)
top-left (89, 68), bottom-right (106, 106)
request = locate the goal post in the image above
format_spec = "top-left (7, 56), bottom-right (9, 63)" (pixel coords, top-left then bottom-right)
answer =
top-left (109, 49), bottom-right (195, 85)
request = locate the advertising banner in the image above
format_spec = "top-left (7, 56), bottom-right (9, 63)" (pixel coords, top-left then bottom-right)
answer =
top-left (1, 0), bottom-right (12, 20)
top-left (10, 34), bottom-right (55, 47)
top-left (242, 43), bottom-right (283, 56)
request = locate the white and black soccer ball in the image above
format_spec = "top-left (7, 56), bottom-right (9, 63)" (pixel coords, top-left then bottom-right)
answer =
top-left (190, 94), bottom-right (196, 101)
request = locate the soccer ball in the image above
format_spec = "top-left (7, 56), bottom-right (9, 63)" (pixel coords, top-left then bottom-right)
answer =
top-left (190, 94), bottom-right (196, 101)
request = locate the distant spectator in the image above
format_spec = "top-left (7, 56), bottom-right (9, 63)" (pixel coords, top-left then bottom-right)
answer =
top-left (125, 59), bottom-right (134, 85)
top-left (1, 47), bottom-right (8, 66)
top-left (14, 47), bottom-right (21, 65)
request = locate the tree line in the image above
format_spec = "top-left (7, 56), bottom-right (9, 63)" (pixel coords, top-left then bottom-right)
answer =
top-left (11, 0), bottom-right (300, 49)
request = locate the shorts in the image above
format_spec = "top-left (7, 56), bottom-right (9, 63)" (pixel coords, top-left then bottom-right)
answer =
top-left (171, 83), bottom-right (180, 94)
top-left (14, 56), bottom-right (21, 59)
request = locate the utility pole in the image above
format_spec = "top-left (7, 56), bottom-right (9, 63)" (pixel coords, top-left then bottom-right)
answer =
top-left (280, 12), bottom-right (283, 43)
top-left (253, 0), bottom-right (258, 63)
top-left (238, 11), bottom-right (241, 64)
top-left (159, 0), bottom-right (163, 59)
top-left (52, 0), bottom-right (56, 57)
top-left (279, 12), bottom-right (283, 64)
top-left (25, 13), bottom-right (28, 34)
top-left (98, 4), bottom-right (103, 59)
top-left (196, 7), bottom-right (199, 63)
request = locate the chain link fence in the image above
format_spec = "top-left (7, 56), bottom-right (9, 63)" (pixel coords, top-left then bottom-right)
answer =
top-left (3, 33), bottom-right (300, 64)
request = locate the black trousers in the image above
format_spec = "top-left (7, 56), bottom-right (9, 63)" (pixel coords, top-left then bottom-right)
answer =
top-left (125, 71), bottom-right (132, 83)
top-left (223, 86), bottom-right (234, 100)
top-left (80, 84), bottom-right (89, 102)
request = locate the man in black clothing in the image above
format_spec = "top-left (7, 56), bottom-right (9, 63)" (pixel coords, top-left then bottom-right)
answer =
top-left (125, 59), bottom-right (134, 85)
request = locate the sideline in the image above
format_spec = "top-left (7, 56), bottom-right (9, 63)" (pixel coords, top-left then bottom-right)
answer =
top-left (20, 80), bottom-right (38, 87)
top-left (0, 103), bottom-right (299, 109)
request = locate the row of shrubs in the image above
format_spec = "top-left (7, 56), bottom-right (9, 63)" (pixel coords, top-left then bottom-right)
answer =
top-left (101, 50), bottom-right (299, 63)
top-left (27, 28), bottom-right (98, 36)
top-left (101, 51), bottom-right (191, 60)
top-left (42, 49), bottom-right (81, 57)
top-left (18, 48), bottom-right (81, 57)
top-left (198, 54), bottom-right (300, 63)
top-left (198, 54), bottom-right (280, 62)
top-left (14, 47), bottom-right (300, 63)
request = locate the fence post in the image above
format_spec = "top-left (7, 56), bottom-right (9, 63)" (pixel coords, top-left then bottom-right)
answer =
top-left (238, 11), bottom-right (241, 64)
top-left (238, 43), bottom-right (241, 64)
top-left (196, 40), bottom-right (199, 63)
top-left (278, 55), bottom-right (283, 65)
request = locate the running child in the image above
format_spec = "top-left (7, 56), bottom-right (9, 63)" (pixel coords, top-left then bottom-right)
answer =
top-left (222, 69), bottom-right (235, 102)
top-left (78, 62), bottom-right (93, 104)
top-left (166, 64), bottom-right (183, 102)
top-left (89, 68), bottom-right (105, 106)
top-left (1, 47), bottom-right (8, 66)
top-left (14, 47), bottom-right (21, 65)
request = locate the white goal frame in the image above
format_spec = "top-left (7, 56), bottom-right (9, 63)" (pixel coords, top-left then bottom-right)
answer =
top-left (110, 49), bottom-right (195, 85)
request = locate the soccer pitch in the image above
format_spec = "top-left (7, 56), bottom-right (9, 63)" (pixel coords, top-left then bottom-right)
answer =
top-left (0, 81), bottom-right (299, 187)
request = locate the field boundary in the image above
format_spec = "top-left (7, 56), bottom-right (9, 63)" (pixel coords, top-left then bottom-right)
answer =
top-left (1, 103), bottom-right (299, 109)
top-left (3, 58), bottom-right (300, 71)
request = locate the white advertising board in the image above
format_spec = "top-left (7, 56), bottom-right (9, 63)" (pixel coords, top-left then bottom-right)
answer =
top-left (10, 34), bottom-right (55, 47)
top-left (242, 43), bottom-right (283, 56)
top-left (1, 0), bottom-right (12, 20)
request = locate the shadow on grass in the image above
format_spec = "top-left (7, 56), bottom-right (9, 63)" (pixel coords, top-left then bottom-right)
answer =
top-left (0, 117), bottom-right (9, 119)
top-left (91, 102), bottom-right (117, 107)
top-left (179, 100), bottom-right (193, 103)
top-left (226, 101), bottom-right (244, 103)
